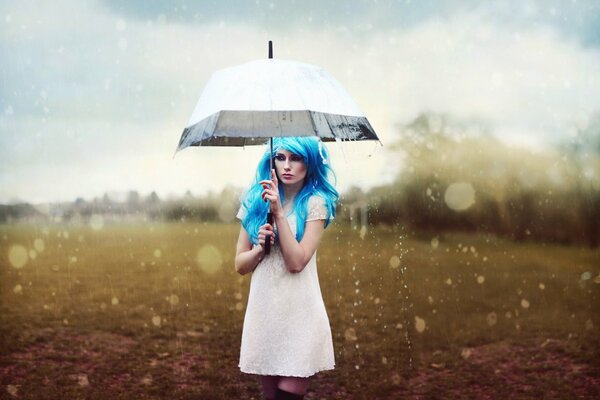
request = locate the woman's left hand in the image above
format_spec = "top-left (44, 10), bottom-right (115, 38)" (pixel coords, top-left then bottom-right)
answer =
top-left (259, 169), bottom-right (284, 218)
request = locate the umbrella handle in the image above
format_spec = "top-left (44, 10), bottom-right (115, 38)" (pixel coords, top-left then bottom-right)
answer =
top-left (264, 211), bottom-right (273, 255)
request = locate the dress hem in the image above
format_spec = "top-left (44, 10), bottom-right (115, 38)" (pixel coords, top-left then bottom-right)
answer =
top-left (238, 364), bottom-right (335, 378)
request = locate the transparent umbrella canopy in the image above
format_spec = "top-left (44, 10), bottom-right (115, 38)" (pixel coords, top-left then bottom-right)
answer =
top-left (175, 41), bottom-right (380, 253)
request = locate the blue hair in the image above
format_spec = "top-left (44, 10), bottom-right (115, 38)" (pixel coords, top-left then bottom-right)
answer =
top-left (240, 137), bottom-right (338, 245)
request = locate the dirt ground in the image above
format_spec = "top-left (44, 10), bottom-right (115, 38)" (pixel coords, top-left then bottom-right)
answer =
top-left (1, 328), bottom-right (598, 399)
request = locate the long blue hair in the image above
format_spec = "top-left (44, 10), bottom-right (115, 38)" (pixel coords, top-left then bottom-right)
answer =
top-left (240, 137), bottom-right (338, 245)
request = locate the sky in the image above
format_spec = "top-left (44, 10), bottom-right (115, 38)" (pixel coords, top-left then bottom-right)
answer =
top-left (1, 0), bottom-right (599, 204)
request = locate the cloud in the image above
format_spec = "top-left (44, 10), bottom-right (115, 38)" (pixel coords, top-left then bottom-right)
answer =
top-left (1, 0), bottom-right (599, 203)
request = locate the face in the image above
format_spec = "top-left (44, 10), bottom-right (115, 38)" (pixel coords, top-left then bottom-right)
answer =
top-left (273, 149), bottom-right (307, 187)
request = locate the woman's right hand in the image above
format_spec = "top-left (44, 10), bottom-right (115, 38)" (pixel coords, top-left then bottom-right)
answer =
top-left (257, 223), bottom-right (275, 253)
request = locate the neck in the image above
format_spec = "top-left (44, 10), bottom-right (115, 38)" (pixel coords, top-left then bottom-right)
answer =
top-left (282, 182), bottom-right (303, 205)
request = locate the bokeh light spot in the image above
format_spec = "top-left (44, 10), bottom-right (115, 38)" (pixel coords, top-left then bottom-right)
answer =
top-left (444, 182), bottom-right (475, 211)
top-left (195, 245), bottom-right (223, 274)
top-left (33, 238), bottom-right (45, 252)
top-left (90, 214), bottom-right (104, 230)
top-left (8, 245), bottom-right (28, 268)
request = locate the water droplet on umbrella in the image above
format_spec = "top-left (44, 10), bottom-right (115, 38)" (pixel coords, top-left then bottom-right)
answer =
top-left (477, 275), bottom-right (485, 284)
top-left (152, 315), bottom-right (161, 327)
top-left (13, 284), bottom-right (22, 294)
top-left (520, 299), bottom-right (530, 309)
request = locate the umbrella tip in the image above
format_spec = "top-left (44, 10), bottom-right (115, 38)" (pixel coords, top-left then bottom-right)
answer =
top-left (268, 40), bottom-right (273, 59)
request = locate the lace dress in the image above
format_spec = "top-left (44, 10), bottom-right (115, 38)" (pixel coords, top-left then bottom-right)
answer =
top-left (237, 195), bottom-right (335, 377)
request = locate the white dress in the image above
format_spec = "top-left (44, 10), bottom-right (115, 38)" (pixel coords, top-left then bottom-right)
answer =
top-left (237, 195), bottom-right (336, 377)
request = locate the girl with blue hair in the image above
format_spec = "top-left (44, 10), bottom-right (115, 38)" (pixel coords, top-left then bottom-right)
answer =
top-left (234, 137), bottom-right (338, 400)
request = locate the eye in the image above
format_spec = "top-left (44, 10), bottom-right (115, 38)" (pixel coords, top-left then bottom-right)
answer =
top-left (274, 154), bottom-right (286, 161)
top-left (290, 154), bottom-right (303, 162)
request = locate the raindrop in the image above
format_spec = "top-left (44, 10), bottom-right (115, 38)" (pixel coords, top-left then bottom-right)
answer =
top-left (76, 374), bottom-right (89, 387)
top-left (414, 316), bottom-right (426, 333)
top-left (29, 249), bottom-right (37, 259)
top-left (112, 297), bottom-right (119, 305)
top-left (359, 226), bottom-right (367, 239)
top-left (520, 299), bottom-right (530, 309)
top-left (538, 283), bottom-right (545, 290)
top-left (8, 245), bottom-right (28, 268)
top-left (152, 315), bottom-right (162, 327)
top-left (585, 319), bottom-right (593, 330)
top-left (381, 356), bottom-right (388, 365)
top-left (13, 284), bottom-right (22, 294)
top-left (461, 348), bottom-right (472, 359)
top-left (477, 275), bottom-right (485, 284)
top-left (344, 327), bottom-right (358, 341)
top-left (6, 385), bottom-right (18, 397)
top-left (580, 271), bottom-right (591, 281)
top-left (445, 278), bottom-right (452, 285)
top-left (594, 274), bottom-right (600, 284)
top-left (486, 312), bottom-right (497, 326)
top-left (431, 237), bottom-right (439, 249)
top-left (154, 249), bottom-right (162, 258)
top-left (235, 302), bottom-right (244, 311)
top-left (169, 294), bottom-right (179, 305)
top-left (141, 374), bottom-right (153, 385)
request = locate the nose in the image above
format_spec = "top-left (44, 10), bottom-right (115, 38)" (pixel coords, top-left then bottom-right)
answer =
top-left (283, 159), bottom-right (291, 170)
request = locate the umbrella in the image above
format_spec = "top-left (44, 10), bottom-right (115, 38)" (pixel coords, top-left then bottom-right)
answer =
top-left (175, 41), bottom-right (380, 253)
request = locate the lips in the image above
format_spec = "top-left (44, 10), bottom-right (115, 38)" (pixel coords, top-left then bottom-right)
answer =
top-left (282, 174), bottom-right (293, 179)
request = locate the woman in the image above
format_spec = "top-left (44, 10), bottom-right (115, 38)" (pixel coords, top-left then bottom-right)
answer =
top-left (234, 137), bottom-right (338, 400)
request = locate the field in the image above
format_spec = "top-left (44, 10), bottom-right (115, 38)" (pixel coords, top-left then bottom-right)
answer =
top-left (1, 222), bottom-right (599, 399)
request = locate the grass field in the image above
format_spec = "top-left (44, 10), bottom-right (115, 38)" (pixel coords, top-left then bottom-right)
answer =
top-left (1, 222), bottom-right (599, 399)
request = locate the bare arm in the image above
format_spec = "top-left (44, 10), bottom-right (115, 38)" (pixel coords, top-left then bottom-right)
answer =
top-left (274, 215), bottom-right (325, 274)
top-left (234, 224), bottom-right (274, 275)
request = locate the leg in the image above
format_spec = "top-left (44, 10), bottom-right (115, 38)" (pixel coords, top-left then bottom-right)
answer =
top-left (260, 375), bottom-right (281, 400)
top-left (277, 376), bottom-right (311, 396)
